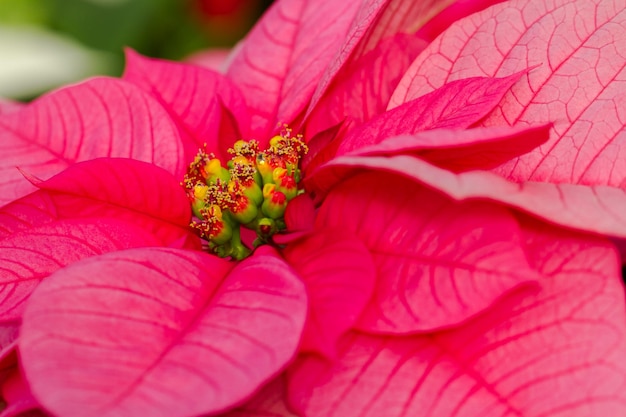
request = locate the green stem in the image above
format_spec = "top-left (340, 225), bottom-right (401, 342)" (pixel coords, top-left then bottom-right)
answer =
top-left (230, 226), bottom-right (252, 260)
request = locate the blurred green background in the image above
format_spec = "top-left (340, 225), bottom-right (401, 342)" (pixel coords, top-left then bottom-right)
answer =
top-left (0, 0), bottom-right (272, 100)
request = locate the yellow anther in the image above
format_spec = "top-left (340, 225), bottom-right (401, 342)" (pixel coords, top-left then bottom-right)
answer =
top-left (193, 183), bottom-right (209, 200)
top-left (232, 140), bottom-right (247, 153)
top-left (206, 204), bottom-right (223, 221)
top-left (227, 180), bottom-right (244, 196)
top-left (205, 158), bottom-right (222, 176)
top-left (263, 183), bottom-right (276, 198)
top-left (269, 135), bottom-right (283, 148)
top-left (272, 167), bottom-right (287, 182)
top-left (229, 139), bottom-right (259, 159)
top-left (206, 181), bottom-right (233, 209)
top-left (232, 155), bottom-right (251, 166)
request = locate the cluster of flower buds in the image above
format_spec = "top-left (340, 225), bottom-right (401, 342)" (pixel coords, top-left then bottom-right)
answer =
top-left (182, 127), bottom-right (308, 260)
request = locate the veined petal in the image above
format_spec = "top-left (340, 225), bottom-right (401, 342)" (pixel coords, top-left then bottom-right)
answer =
top-left (391, 0), bottom-right (626, 187)
top-left (304, 33), bottom-right (427, 138)
top-left (226, 0), bottom-right (361, 139)
top-left (283, 229), bottom-right (376, 357)
top-left (223, 374), bottom-right (298, 417)
top-left (289, 224), bottom-right (626, 416)
top-left (316, 172), bottom-right (538, 333)
top-left (0, 192), bottom-right (57, 239)
top-left (0, 77), bottom-right (184, 206)
top-left (308, 0), bottom-right (461, 113)
top-left (0, 218), bottom-right (159, 322)
top-left (306, 154), bottom-right (626, 238)
top-left (0, 158), bottom-right (198, 248)
top-left (336, 72), bottom-right (528, 156)
top-left (123, 50), bottom-right (250, 161)
top-left (346, 125), bottom-right (551, 172)
top-left (20, 247), bottom-right (307, 417)
top-left (415, 0), bottom-right (507, 42)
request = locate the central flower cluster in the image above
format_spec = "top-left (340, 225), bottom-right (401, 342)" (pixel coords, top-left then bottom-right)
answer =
top-left (183, 128), bottom-right (308, 259)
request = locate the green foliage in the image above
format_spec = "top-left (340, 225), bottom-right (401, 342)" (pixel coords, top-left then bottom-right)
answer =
top-left (0, 0), bottom-right (51, 25)
top-left (0, 0), bottom-right (268, 99)
top-left (0, 0), bottom-right (261, 77)
top-left (47, 0), bottom-right (210, 60)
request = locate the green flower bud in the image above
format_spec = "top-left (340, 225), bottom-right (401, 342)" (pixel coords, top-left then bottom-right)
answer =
top-left (206, 205), bottom-right (233, 245)
top-left (256, 152), bottom-right (275, 185)
top-left (228, 181), bottom-right (259, 224)
top-left (204, 158), bottom-right (231, 185)
top-left (261, 184), bottom-right (287, 219)
top-left (190, 183), bottom-right (209, 219)
top-left (273, 167), bottom-right (298, 201)
top-left (257, 217), bottom-right (276, 238)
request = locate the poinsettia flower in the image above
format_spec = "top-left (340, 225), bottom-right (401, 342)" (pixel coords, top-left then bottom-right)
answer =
top-left (0, 0), bottom-right (536, 355)
top-left (1, 0), bottom-right (625, 416)
top-left (0, 0), bottom-right (509, 414)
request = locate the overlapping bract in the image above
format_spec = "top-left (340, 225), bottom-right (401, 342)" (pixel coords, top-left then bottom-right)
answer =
top-left (21, 248), bottom-right (307, 417)
top-left (0, 0), bottom-right (625, 416)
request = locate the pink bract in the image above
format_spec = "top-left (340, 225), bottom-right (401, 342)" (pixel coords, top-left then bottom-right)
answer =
top-left (0, 158), bottom-right (196, 246)
top-left (334, 71), bottom-right (528, 155)
top-left (123, 49), bottom-right (250, 162)
top-left (289, 210), bottom-right (626, 417)
top-left (283, 228), bottom-right (376, 358)
top-left (392, 0), bottom-right (626, 187)
top-left (0, 79), bottom-right (185, 206)
top-left (315, 173), bottom-right (540, 334)
top-left (20, 247), bottom-right (307, 417)
top-left (306, 0), bottom-right (626, 241)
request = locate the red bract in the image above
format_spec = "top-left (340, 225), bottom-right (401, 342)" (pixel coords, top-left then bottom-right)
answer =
top-left (0, 0), bottom-right (625, 416)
